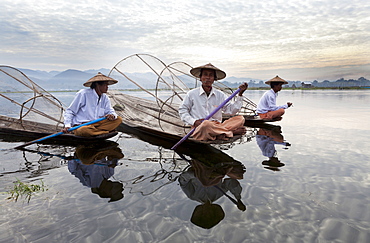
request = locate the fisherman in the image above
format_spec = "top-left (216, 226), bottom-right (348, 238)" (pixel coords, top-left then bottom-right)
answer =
top-left (256, 127), bottom-right (289, 171)
top-left (256, 75), bottom-right (293, 120)
top-left (178, 159), bottom-right (246, 229)
top-left (68, 142), bottom-right (125, 202)
top-left (178, 63), bottom-right (248, 141)
top-left (62, 72), bottom-right (122, 136)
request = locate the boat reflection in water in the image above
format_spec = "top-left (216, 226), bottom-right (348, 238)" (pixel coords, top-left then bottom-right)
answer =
top-left (118, 124), bottom-right (251, 229)
top-left (179, 158), bottom-right (246, 229)
top-left (67, 141), bottom-right (125, 202)
top-left (255, 125), bottom-right (291, 171)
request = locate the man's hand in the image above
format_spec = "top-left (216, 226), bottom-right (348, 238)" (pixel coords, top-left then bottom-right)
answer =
top-left (238, 82), bottom-right (248, 96)
top-left (61, 127), bottom-right (71, 133)
top-left (106, 114), bottom-right (116, 121)
top-left (193, 119), bottom-right (204, 128)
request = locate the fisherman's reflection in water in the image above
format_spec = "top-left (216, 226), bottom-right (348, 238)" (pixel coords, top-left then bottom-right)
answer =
top-left (256, 126), bottom-right (291, 171)
top-left (68, 142), bottom-right (124, 202)
top-left (179, 158), bottom-right (246, 229)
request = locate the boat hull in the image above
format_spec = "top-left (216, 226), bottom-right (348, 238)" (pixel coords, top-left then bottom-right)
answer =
top-left (0, 115), bottom-right (118, 146)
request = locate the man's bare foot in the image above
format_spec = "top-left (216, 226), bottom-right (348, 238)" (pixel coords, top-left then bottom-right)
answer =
top-left (216, 133), bottom-right (229, 141)
top-left (233, 127), bottom-right (247, 135)
top-left (273, 116), bottom-right (283, 121)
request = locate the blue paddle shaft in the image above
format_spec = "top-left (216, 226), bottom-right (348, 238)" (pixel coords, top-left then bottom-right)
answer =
top-left (171, 88), bottom-right (241, 150)
top-left (15, 117), bottom-right (107, 149)
top-left (36, 116), bottom-right (107, 143)
top-left (67, 117), bottom-right (107, 132)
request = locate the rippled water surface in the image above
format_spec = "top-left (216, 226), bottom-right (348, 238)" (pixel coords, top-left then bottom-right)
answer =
top-left (1, 90), bottom-right (369, 243)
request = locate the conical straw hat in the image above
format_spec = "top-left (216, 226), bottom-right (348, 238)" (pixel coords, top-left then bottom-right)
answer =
top-left (83, 72), bottom-right (118, 87)
top-left (190, 63), bottom-right (226, 80)
top-left (265, 75), bottom-right (288, 85)
top-left (190, 202), bottom-right (225, 229)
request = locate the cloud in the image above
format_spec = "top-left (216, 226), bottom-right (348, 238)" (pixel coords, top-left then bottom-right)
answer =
top-left (0, 0), bottom-right (369, 80)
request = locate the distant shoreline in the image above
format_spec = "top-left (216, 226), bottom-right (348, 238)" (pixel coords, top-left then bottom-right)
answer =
top-left (246, 87), bottom-right (370, 90)
top-left (55, 86), bottom-right (370, 92)
top-left (2, 87), bottom-right (369, 93)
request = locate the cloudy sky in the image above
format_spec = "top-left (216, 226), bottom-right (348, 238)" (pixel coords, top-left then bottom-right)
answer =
top-left (1, 0), bottom-right (369, 81)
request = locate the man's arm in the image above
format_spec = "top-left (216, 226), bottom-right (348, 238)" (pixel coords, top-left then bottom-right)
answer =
top-left (62, 91), bottom-right (84, 132)
top-left (103, 94), bottom-right (118, 120)
top-left (267, 94), bottom-right (289, 111)
top-left (178, 93), bottom-right (197, 126)
top-left (222, 82), bottom-right (248, 115)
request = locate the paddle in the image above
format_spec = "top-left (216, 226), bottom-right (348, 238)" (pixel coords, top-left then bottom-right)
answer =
top-left (14, 117), bottom-right (107, 149)
top-left (18, 147), bottom-right (74, 160)
top-left (214, 185), bottom-right (246, 211)
top-left (171, 88), bottom-right (241, 150)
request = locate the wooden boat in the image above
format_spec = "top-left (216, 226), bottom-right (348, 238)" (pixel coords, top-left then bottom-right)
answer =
top-left (108, 54), bottom-right (271, 146)
top-left (0, 115), bottom-right (118, 146)
top-left (118, 120), bottom-right (245, 165)
top-left (109, 91), bottom-right (256, 147)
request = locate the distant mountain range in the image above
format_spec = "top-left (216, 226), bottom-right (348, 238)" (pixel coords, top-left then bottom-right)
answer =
top-left (16, 68), bottom-right (370, 90)
top-left (18, 68), bottom-right (112, 90)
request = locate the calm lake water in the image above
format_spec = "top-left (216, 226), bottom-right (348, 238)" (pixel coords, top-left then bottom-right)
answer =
top-left (0, 90), bottom-right (369, 243)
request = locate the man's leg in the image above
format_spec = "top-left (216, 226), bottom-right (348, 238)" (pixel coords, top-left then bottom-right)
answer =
top-left (259, 109), bottom-right (285, 120)
top-left (222, 116), bottom-right (245, 135)
top-left (94, 116), bottom-right (122, 132)
top-left (74, 117), bottom-right (122, 137)
top-left (192, 120), bottom-right (233, 141)
top-left (191, 116), bottom-right (245, 141)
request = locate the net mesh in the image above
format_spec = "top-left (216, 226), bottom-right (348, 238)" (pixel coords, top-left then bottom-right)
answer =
top-left (0, 66), bottom-right (64, 130)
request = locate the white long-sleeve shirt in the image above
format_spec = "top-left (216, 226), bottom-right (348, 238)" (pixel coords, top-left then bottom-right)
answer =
top-left (178, 87), bottom-right (243, 126)
top-left (256, 89), bottom-right (288, 114)
top-left (256, 134), bottom-right (286, 157)
top-left (68, 159), bottom-right (115, 188)
top-left (64, 88), bottom-right (117, 127)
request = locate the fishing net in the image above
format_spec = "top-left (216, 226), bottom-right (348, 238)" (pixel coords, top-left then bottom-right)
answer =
top-left (0, 66), bottom-right (65, 131)
top-left (108, 54), bottom-right (192, 136)
top-left (109, 54), bottom-right (191, 105)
